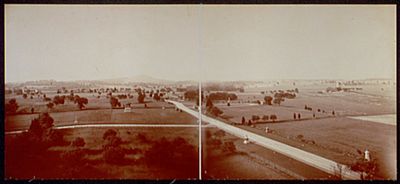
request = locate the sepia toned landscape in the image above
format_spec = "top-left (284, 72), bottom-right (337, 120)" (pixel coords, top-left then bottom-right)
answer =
top-left (4, 5), bottom-right (396, 180)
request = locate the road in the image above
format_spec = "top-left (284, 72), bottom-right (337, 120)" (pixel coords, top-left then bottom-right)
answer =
top-left (5, 123), bottom-right (213, 135)
top-left (166, 100), bottom-right (362, 180)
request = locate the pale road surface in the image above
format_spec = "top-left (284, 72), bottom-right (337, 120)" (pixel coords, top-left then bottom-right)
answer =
top-left (5, 123), bottom-right (214, 135)
top-left (166, 100), bottom-right (362, 180)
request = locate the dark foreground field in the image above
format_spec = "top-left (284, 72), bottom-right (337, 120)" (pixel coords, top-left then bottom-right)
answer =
top-left (5, 127), bottom-right (200, 179)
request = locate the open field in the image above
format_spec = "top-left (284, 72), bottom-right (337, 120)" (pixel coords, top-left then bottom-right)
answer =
top-left (6, 106), bottom-right (198, 131)
top-left (203, 127), bottom-right (333, 179)
top-left (237, 117), bottom-right (396, 179)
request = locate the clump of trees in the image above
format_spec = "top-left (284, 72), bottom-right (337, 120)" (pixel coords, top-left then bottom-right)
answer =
top-left (73, 95), bottom-right (88, 109)
top-left (144, 136), bottom-right (197, 176)
top-left (208, 92), bottom-right (238, 101)
top-left (5, 98), bottom-right (19, 114)
top-left (273, 97), bottom-right (285, 105)
top-left (26, 113), bottom-right (67, 148)
top-left (184, 90), bottom-right (200, 101)
top-left (53, 95), bottom-right (65, 105)
top-left (47, 102), bottom-right (55, 109)
top-left (205, 130), bottom-right (236, 155)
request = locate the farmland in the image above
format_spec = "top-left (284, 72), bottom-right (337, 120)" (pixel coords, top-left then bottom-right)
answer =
top-left (5, 79), bottom-right (396, 180)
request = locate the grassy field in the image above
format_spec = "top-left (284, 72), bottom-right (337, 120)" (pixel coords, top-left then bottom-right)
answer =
top-left (236, 117), bottom-right (396, 179)
top-left (5, 101), bottom-right (197, 131)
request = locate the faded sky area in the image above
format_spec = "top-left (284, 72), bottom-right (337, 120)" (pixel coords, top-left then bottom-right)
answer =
top-left (5, 5), bottom-right (396, 82)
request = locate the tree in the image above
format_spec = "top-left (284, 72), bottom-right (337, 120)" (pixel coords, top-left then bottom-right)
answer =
top-left (5, 98), bottom-right (19, 114)
top-left (47, 102), bottom-right (54, 109)
top-left (264, 96), bottom-right (273, 105)
top-left (75, 97), bottom-right (88, 109)
top-left (241, 116), bottom-right (246, 124)
top-left (23, 94), bottom-right (28, 99)
top-left (137, 92), bottom-right (146, 103)
top-left (53, 95), bottom-right (65, 105)
top-left (270, 114), bottom-right (277, 122)
top-left (102, 129), bottom-right (125, 164)
top-left (110, 97), bottom-right (121, 108)
top-left (262, 115), bottom-right (269, 121)
top-left (153, 93), bottom-right (160, 101)
top-left (28, 112), bottom-right (57, 141)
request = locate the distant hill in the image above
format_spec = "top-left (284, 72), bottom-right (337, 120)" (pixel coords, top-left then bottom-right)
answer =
top-left (100, 75), bottom-right (172, 84)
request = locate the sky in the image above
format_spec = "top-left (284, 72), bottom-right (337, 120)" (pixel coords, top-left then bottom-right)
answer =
top-left (5, 5), bottom-right (396, 82)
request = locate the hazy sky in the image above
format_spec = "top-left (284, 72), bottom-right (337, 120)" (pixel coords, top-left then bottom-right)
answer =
top-left (5, 5), bottom-right (396, 82)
